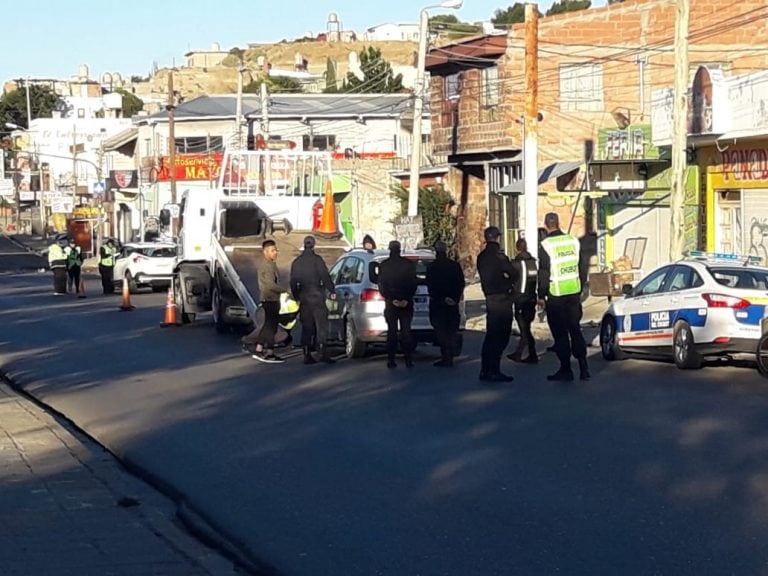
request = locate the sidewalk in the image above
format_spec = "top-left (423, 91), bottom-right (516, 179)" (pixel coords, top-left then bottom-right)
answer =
top-left (0, 381), bottom-right (240, 576)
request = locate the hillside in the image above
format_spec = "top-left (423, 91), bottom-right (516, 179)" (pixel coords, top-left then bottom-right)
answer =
top-left (133, 40), bottom-right (418, 103)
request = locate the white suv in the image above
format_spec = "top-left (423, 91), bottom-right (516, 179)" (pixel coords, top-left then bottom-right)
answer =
top-left (113, 242), bottom-right (177, 294)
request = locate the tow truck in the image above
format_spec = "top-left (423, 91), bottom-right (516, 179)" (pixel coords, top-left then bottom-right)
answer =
top-left (171, 149), bottom-right (350, 333)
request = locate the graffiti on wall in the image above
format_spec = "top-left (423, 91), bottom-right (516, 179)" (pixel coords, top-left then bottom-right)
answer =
top-left (748, 217), bottom-right (768, 264)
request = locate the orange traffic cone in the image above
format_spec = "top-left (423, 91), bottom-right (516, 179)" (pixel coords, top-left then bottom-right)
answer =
top-left (119, 276), bottom-right (135, 311)
top-left (78, 278), bottom-right (87, 299)
top-left (316, 180), bottom-right (341, 238)
top-left (160, 285), bottom-right (178, 327)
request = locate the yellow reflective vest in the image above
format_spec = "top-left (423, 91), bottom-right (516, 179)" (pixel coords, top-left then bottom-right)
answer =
top-left (541, 234), bottom-right (581, 297)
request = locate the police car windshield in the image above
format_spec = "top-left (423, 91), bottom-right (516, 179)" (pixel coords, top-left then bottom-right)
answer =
top-left (710, 267), bottom-right (768, 290)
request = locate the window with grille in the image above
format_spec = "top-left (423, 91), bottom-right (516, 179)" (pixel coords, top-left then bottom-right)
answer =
top-left (302, 134), bottom-right (336, 151)
top-left (174, 136), bottom-right (223, 153)
top-left (559, 63), bottom-right (604, 112)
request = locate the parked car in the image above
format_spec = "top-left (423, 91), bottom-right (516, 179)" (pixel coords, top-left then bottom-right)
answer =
top-left (113, 242), bottom-right (177, 294)
top-left (326, 248), bottom-right (466, 358)
top-left (600, 250), bottom-right (768, 369)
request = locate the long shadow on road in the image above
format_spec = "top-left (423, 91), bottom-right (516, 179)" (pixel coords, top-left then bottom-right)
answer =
top-left (3, 273), bottom-right (768, 575)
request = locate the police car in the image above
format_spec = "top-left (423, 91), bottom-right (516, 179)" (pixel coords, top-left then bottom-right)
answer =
top-left (600, 251), bottom-right (768, 369)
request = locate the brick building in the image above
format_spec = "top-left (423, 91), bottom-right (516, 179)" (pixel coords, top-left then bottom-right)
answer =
top-left (426, 0), bottom-right (768, 275)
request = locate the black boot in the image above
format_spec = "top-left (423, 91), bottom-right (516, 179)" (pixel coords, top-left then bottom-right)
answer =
top-left (319, 344), bottom-right (336, 364)
top-left (303, 347), bottom-right (317, 365)
top-left (547, 366), bottom-right (574, 382)
top-left (578, 357), bottom-right (590, 381)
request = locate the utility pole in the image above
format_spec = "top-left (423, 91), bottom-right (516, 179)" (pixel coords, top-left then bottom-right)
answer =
top-left (523, 3), bottom-right (540, 249)
top-left (25, 78), bottom-right (32, 129)
top-left (407, 7), bottom-right (430, 217)
top-left (261, 80), bottom-right (272, 192)
top-left (235, 66), bottom-right (245, 149)
top-left (669, 0), bottom-right (690, 260)
top-left (167, 70), bottom-right (177, 205)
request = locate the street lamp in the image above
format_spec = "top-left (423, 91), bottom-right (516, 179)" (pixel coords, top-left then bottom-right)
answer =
top-left (407, 0), bottom-right (463, 217)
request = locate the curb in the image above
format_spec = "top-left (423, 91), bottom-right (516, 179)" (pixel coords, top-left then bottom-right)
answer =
top-left (0, 366), bottom-right (268, 576)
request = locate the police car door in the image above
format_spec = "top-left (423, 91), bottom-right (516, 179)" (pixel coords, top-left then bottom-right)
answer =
top-left (618, 265), bottom-right (673, 349)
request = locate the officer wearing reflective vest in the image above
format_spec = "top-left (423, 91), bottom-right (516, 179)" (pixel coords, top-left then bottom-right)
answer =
top-left (538, 212), bottom-right (589, 382)
top-left (48, 235), bottom-right (68, 295)
top-left (98, 239), bottom-right (117, 295)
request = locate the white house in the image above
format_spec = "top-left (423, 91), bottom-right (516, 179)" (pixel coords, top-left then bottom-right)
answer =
top-left (364, 23), bottom-right (420, 42)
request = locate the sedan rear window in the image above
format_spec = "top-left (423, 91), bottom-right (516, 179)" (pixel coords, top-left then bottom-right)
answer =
top-left (710, 267), bottom-right (768, 289)
top-left (404, 257), bottom-right (432, 284)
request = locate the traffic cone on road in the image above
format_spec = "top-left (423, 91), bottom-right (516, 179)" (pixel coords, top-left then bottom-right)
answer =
top-left (78, 279), bottom-right (87, 299)
top-left (119, 277), bottom-right (135, 311)
top-left (316, 181), bottom-right (342, 239)
top-left (160, 285), bottom-right (178, 327)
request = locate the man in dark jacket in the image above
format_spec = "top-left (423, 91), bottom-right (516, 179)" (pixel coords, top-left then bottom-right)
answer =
top-left (290, 235), bottom-right (337, 365)
top-left (252, 239), bottom-right (286, 364)
top-left (377, 240), bottom-right (418, 369)
top-left (508, 238), bottom-right (538, 363)
top-left (477, 226), bottom-right (517, 383)
top-left (426, 241), bottom-right (465, 367)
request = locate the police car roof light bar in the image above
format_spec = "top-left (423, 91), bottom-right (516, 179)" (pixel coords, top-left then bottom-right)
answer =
top-left (684, 250), bottom-right (763, 267)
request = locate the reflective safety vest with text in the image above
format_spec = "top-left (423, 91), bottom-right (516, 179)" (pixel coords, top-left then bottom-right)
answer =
top-left (541, 234), bottom-right (581, 297)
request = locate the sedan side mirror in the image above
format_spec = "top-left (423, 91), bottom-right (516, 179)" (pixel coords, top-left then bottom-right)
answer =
top-left (621, 283), bottom-right (634, 297)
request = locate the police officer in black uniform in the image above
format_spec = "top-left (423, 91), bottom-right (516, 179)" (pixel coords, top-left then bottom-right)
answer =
top-left (377, 240), bottom-right (418, 369)
top-left (290, 235), bottom-right (337, 365)
top-left (508, 237), bottom-right (539, 363)
top-left (477, 226), bottom-right (517, 383)
top-left (426, 240), bottom-right (465, 367)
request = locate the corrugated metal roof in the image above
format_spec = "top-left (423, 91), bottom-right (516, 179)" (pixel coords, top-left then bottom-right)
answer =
top-left (102, 127), bottom-right (139, 151)
top-left (140, 94), bottom-right (416, 124)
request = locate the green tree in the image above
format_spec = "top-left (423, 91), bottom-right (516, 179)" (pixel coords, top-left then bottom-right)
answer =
top-left (607, 0), bottom-right (626, 3)
top-left (430, 14), bottom-right (460, 25)
top-left (243, 75), bottom-right (304, 94)
top-left (392, 185), bottom-right (457, 247)
top-left (323, 58), bottom-right (339, 93)
top-left (492, 3), bottom-right (539, 27)
top-left (343, 47), bottom-right (404, 93)
top-left (115, 88), bottom-right (144, 118)
top-left (545, 0), bottom-right (592, 17)
top-left (0, 84), bottom-right (60, 128)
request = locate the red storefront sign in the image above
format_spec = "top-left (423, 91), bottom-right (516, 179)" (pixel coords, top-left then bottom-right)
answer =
top-left (157, 154), bottom-right (223, 181)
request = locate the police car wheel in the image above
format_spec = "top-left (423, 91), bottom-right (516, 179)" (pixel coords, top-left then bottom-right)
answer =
top-left (673, 321), bottom-right (702, 370)
top-left (756, 334), bottom-right (768, 378)
top-left (600, 315), bottom-right (625, 361)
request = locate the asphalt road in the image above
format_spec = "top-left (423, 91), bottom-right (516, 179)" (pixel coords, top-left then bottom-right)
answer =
top-left (2, 271), bottom-right (768, 575)
top-left (0, 234), bottom-right (47, 271)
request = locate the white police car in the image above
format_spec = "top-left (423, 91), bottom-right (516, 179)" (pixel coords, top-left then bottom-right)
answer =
top-left (600, 251), bottom-right (768, 369)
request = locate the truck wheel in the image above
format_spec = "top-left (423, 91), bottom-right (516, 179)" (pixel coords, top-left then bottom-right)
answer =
top-left (673, 321), bottom-right (702, 370)
top-left (345, 320), bottom-right (366, 359)
top-left (212, 283), bottom-right (229, 334)
top-left (174, 279), bottom-right (195, 324)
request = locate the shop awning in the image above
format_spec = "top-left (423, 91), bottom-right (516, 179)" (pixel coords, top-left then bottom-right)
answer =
top-left (498, 161), bottom-right (581, 194)
top-left (103, 127), bottom-right (139, 152)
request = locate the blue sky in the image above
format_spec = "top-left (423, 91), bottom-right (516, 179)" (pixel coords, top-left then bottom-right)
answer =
top-left (2, 0), bottom-right (605, 83)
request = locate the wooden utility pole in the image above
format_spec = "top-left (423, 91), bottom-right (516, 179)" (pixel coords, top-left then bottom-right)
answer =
top-left (167, 70), bottom-right (177, 205)
top-left (523, 3), bottom-right (540, 249)
top-left (669, 0), bottom-right (690, 260)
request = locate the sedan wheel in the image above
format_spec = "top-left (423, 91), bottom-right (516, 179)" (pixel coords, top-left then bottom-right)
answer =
top-left (673, 321), bottom-right (702, 370)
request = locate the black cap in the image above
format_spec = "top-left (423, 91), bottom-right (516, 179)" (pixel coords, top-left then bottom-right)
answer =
top-left (388, 240), bottom-right (401, 254)
top-left (434, 240), bottom-right (448, 253)
top-left (484, 226), bottom-right (501, 242)
top-left (303, 235), bottom-right (316, 249)
top-left (544, 212), bottom-right (560, 228)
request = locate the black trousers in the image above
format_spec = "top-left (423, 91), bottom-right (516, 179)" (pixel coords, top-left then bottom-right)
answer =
top-left (513, 301), bottom-right (537, 359)
top-left (481, 294), bottom-right (514, 375)
top-left (384, 300), bottom-right (414, 360)
top-left (99, 264), bottom-right (114, 294)
top-left (546, 294), bottom-right (587, 371)
top-left (429, 299), bottom-right (460, 361)
top-left (299, 293), bottom-right (329, 349)
top-left (67, 266), bottom-right (82, 293)
top-left (52, 268), bottom-right (68, 294)
top-left (256, 300), bottom-right (280, 350)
